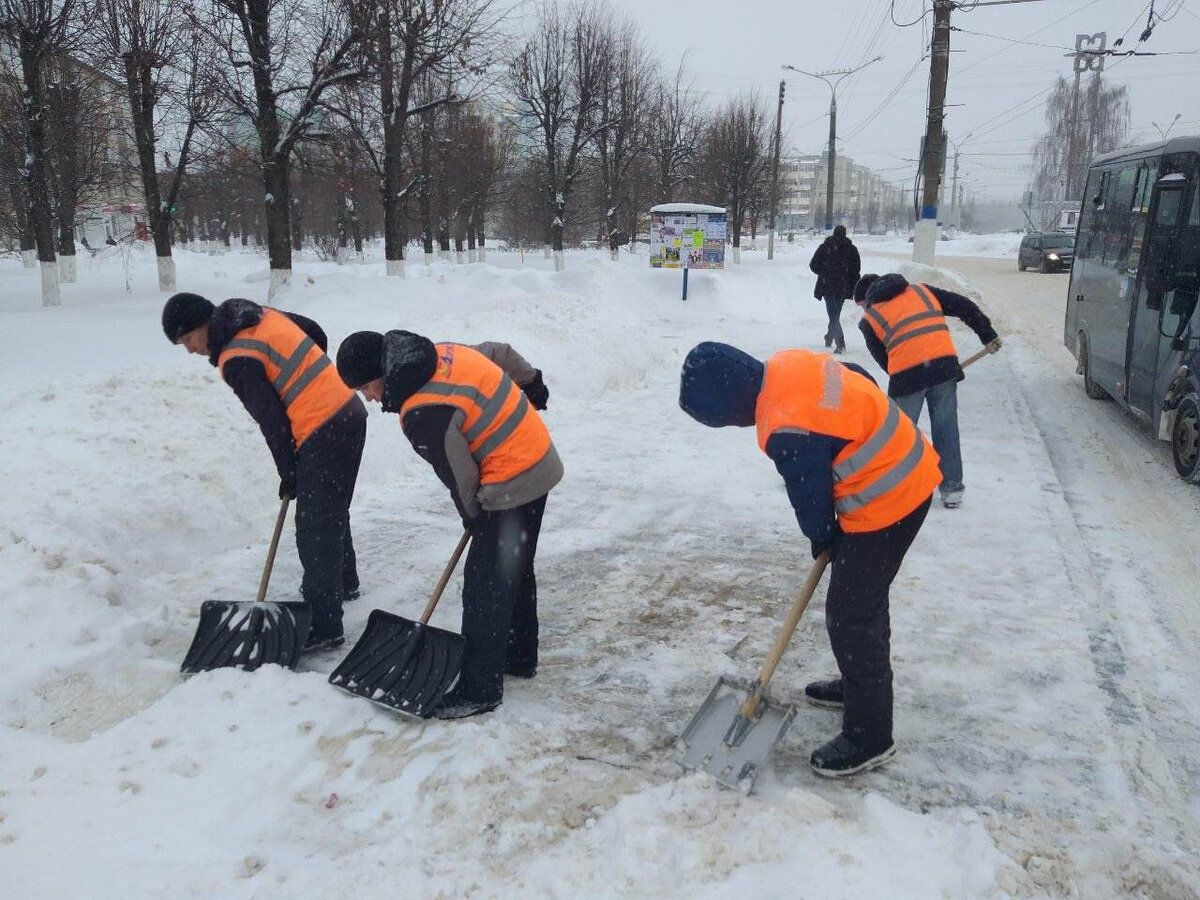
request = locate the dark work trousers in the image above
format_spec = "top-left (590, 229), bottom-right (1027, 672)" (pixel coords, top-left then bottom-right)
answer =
top-left (825, 496), bottom-right (931, 748)
top-left (455, 494), bottom-right (548, 703)
top-left (295, 396), bottom-right (366, 634)
top-left (823, 296), bottom-right (846, 349)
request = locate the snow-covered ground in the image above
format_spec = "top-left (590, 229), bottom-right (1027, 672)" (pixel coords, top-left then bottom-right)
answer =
top-left (1, 237), bottom-right (1196, 898)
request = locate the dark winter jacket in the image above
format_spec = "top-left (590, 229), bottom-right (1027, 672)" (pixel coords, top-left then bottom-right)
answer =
top-left (679, 341), bottom-right (877, 556)
top-left (809, 235), bottom-right (861, 301)
top-left (857, 274), bottom-right (998, 398)
top-left (206, 298), bottom-right (331, 489)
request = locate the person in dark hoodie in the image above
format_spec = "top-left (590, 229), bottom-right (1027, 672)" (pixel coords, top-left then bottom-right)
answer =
top-left (161, 292), bottom-right (366, 652)
top-left (335, 330), bottom-right (561, 719)
top-left (808, 225), bottom-right (861, 354)
top-left (853, 273), bottom-right (1000, 508)
top-left (680, 342), bottom-right (940, 777)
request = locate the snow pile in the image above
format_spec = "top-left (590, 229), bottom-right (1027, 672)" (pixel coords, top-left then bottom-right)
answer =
top-left (1, 243), bottom-right (1195, 897)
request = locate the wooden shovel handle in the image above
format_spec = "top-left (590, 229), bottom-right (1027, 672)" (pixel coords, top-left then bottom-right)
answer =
top-left (736, 551), bottom-right (831, 721)
top-left (960, 342), bottom-right (999, 370)
top-left (255, 497), bottom-right (291, 604)
top-left (418, 530), bottom-right (472, 625)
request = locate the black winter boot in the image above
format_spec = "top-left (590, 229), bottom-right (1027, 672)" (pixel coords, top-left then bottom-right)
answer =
top-left (809, 733), bottom-right (896, 777)
top-left (431, 689), bottom-right (502, 720)
top-left (804, 678), bottom-right (844, 709)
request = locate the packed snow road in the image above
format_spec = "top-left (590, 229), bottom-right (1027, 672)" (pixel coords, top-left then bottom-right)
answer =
top-left (0, 241), bottom-right (1197, 898)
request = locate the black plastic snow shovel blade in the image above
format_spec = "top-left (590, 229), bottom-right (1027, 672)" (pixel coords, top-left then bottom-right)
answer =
top-left (180, 600), bottom-right (312, 674)
top-left (327, 608), bottom-right (465, 718)
top-left (679, 675), bottom-right (798, 792)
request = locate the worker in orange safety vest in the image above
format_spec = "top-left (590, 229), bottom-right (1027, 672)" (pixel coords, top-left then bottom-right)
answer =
top-left (336, 330), bottom-right (562, 719)
top-left (680, 342), bottom-right (939, 777)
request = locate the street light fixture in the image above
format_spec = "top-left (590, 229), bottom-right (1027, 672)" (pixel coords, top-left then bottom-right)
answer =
top-left (1152, 113), bottom-right (1182, 140)
top-left (947, 131), bottom-right (973, 234)
top-left (782, 56), bottom-right (882, 232)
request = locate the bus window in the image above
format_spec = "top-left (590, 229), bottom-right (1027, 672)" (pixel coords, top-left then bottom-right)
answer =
top-left (1078, 168), bottom-right (1107, 260)
top-left (1164, 182), bottom-right (1200, 347)
top-left (1102, 165), bottom-right (1140, 267)
top-left (1127, 166), bottom-right (1155, 271)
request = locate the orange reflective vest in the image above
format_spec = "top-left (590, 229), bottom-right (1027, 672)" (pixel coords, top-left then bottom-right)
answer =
top-left (217, 308), bottom-right (352, 446)
top-left (756, 350), bottom-right (941, 532)
top-left (400, 343), bottom-right (553, 487)
top-left (861, 283), bottom-right (958, 375)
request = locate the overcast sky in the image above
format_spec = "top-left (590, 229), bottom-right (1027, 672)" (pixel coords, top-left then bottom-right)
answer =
top-left (597, 0), bottom-right (1200, 199)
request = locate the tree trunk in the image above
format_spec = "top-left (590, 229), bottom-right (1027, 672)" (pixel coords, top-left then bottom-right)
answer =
top-left (290, 196), bottom-right (304, 252)
top-left (124, 56), bottom-right (175, 291)
top-left (474, 207), bottom-right (487, 262)
top-left (419, 121), bottom-right (434, 263)
top-left (17, 33), bottom-right (59, 305)
top-left (551, 193), bottom-right (565, 271)
top-left (263, 157), bottom-right (293, 295)
top-left (9, 178), bottom-right (35, 267)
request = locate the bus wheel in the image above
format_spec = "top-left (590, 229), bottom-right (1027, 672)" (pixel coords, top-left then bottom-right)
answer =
top-left (1080, 334), bottom-right (1110, 400)
top-left (1171, 395), bottom-right (1200, 483)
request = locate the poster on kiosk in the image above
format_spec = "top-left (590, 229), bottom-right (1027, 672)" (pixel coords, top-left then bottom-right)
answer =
top-left (649, 203), bottom-right (727, 271)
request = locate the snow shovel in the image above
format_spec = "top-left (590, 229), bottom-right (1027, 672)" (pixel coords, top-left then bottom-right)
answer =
top-left (327, 530), bottom-right (470, 718)
top-left (180, 497), bottom-right (312, 674)
top-left (680, 551), bottom-right (831, 791)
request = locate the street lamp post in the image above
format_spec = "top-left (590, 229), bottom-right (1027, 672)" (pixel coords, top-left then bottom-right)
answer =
top-left (948, 131), bottom-right (972, 235)
top-left (783, 57), bottom-right (881, 233)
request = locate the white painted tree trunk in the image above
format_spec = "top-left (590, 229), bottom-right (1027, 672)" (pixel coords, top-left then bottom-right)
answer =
top-left (912, 219), bottom-right (938, 265)
top-left (609, 247), bottom-right (619, 261)
top-left (157, 256), bottom-right (176, 292)
top-left (336, 246), bottom-right (350, 265)
top-left (468, 248), bottom-right (478, 263)
top-left (386, 258), bottom-right (405, 278)
top-left (41, 260), bottom-right (61, 306)
top-left (268, 268), bottom-right (292, 301)
top-left (424, 251), bottom-right (434, 266)
top-left (543, 244), bottom-right (551, 259)
top-left (58, 254), bottom-right (76, 283)
top-left (22, 250), bottom-right (36, 268)
top-left (479, 247), bottom-right (487, 262)
top-left (438, 248), bottom-right (451, 261)
top-left (553, 250), bottom-right (565, 271)
top-left (455, 249), bottom-right (465, 265)
top-left (733, 245), bottom-right (742, 265)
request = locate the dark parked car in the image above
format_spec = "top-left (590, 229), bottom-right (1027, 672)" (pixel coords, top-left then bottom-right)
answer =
top-left (1019, 232), bottom-right (1075, 272)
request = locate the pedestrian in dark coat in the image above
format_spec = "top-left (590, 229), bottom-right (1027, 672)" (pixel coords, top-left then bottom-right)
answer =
top-left (808, 225), bottom-right (861, 354)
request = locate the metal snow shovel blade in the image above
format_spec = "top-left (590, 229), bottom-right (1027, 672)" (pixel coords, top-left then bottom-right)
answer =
top-left (680, 551), bottom-right (831, 792)
top-left (328, 530), bottom-right (470, 718)
top-left (181, 498), bottom-right (312, 674)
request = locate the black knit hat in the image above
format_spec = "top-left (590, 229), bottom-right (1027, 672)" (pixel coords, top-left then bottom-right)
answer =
top-left (162, 292), bottom-right (215, 342)
top-left (336, 331), bottom-right (385, 388)
top-left (853, 273), bottom-right (880, 304)
top-left (378, 331), bottom-right (438, 410)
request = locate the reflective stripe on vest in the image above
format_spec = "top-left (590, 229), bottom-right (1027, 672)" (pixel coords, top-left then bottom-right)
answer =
top-left (863, 284), bottom-right (957, 374)
top-left (401, 344), bottom-right (551, 486)
top-left (756, 349), bottom-right (941, 532)
top-left (217, 309), bottom-right (351, 446)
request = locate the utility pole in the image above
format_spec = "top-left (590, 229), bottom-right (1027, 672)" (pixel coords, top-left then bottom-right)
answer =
top-left (948, 131), bottom-right (971, 234)
top-left (767, 79), bottom-right (785, 260)
top-left (783, 56), bottom-right (881, 233)
top-left (1064, 33), bottom-right (1106, 200)
top-left (914, 0), bottom-right (951, 264)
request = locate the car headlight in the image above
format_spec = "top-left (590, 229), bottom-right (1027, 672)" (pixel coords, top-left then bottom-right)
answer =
top-left (1047, 253), bottom-right (1060, 260)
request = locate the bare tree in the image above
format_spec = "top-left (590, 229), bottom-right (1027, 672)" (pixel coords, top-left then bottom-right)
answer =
top-left (507, 0), bottom-right (608, 271)
top-left (191, 0), bottom-right (365, 295)
top-left (44, 56), bottom-right (124, 281)
top-left (651, 54), bottom-right (703, 205)
top-left (594, 19), bottom-right (650, 260)
top-left (95, 0), bottom-right (217, 290)
top-left (1030, 73), bottom-right (1129, 204)
top-left (698, 92), bottom-right (769, 264)
top-left (0, 0), bottom-right (80, 304)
